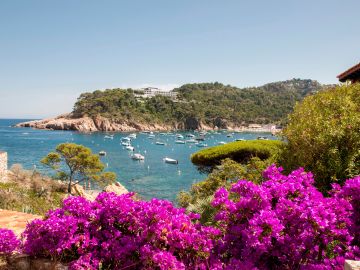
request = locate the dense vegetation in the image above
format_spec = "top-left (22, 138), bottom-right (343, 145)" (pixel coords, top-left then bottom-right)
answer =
top-left (191, 140), bottom-right (282, 167)
top-left (72, 79), bottom-right (328, 128)
top-left (2, 167), bottom-right (360, 269)
top-left (281, 83), bottom-right (360, 192)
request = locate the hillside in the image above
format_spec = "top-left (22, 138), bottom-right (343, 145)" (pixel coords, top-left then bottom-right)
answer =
top-left (17, 79), bottom-right (331, 131)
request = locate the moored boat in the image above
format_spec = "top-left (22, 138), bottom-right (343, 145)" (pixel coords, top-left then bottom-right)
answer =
top-left (163, 157), bottom-right (178, 164)
top-left (99, 151), bottom-right (107, 156)
top-left (175, 140), bottom-right (186, 144)
top-left (131, 153), bottom-right (145, 160)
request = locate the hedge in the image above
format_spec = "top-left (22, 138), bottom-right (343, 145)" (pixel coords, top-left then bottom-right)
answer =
top-left (191, 140), bottom-right (283, 167)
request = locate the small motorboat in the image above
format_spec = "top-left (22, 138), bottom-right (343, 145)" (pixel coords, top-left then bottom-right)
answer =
top-left (121, 137), bottom-right (131, 141)
top-left (99, 151), bottom-right (107, 156)
top-left (128, 133), bottom-right (137, 139)
top-left (226, 134), bottom-right (233, 138)
top-left (186, 139), bottom-right (197, 143)
top-left (196, 143), bottom-right (208, 147)
top-left (131, 153), bottom-right (145, 160)
top-left (104, 135), bottom-right (114, 139)
top-left (176, 134), bottom-right (184, 139)
top-left (159, 132), bottom-right (167, 136)
top-left (155, 141), bottom-right (166, 145)
top-left (121, 141), bottom-right (130, 146)
top-left (175, 140), bottom-right (186, 144)
top-left (163, 157), bottom-right (178, 164)
top-left (235, 138), bottom-right (245, 141)
top-left (186, 134), bottom-right (196, 138)
top-left (148, 135), bottom-right (156, 139)
top-left (125, 145), bottom-right (134, 151)
top-left (257, 136), bottom-right (268, 140)
top-left (218, 141), bottom-right (226, 145)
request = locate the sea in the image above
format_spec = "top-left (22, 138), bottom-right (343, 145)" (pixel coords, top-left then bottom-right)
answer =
top-left (0, 119), bottom-right (275, 202)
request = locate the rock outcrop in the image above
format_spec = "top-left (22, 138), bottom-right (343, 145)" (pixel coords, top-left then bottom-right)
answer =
top-left (16, 113), bottom-right (174, 132)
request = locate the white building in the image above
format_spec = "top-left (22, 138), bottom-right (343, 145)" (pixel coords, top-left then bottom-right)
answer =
top-left (141, 87), bottom-right (177, 99)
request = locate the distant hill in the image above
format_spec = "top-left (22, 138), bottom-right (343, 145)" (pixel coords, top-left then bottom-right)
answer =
top-left (17, 79), bottom-right (333, 131)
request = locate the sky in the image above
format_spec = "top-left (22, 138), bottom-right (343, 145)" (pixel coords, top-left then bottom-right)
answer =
top-left (0, 0), bottom-right (359, 118)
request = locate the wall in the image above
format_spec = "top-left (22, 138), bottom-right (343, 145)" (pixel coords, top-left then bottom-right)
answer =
top-left (0, 151), bottom-right (8, 180)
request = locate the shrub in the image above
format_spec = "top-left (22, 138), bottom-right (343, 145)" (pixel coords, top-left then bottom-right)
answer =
top-left (281, 83), bottom-right (360, 192)
top-left (0, 229), bottom-right (20, 256)
top-left (1, 166), bottom-right (358, 269)
top-left (191, 140), bottom-right (282, 167)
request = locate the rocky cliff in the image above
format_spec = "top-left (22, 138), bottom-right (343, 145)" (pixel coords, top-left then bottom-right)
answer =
top-left (16, 114), bottom-right (174, 132)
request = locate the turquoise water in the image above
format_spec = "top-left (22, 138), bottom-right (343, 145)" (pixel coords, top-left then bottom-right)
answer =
top-left (0, 119), bottom-right (274, 201)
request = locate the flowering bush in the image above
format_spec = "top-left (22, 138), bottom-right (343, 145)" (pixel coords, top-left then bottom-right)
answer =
top-left (1, 165), bottom-right (358, 269)
top-left (0, 228), bottom-right (20, 256)
top-left (22, 192), bottom-right (221, 269)
top-left (212, 165), bottom-right (360, 269)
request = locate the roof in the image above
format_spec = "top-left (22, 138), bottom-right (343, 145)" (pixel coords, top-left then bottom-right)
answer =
top-left (337, 62), bottom-right (360, 82)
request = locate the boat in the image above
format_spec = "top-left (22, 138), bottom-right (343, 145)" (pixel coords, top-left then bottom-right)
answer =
top-left (175, 140), bottom-right (186, 144)
top-left (257, 136), bottom-right (268, 140)
top-left (159, 132), bottom-right (167, 136)
top-left (104, 135), bottom-right (114, 139)
top-left (121, 141), bottom-right (130, 146)
top-left (176, 134), bottom-right (184, 139)
top-left (148, 135), bottom-right (155, 139)
top-left (155, 141), bottom-right (165, 145)
top-left (196, 143), bottom-right (208, 147)
top-left (131, 153), bottom-right (145, 160)
top-left (125, 145), bottom-right (134, 151)
top-left (195, 135), bottom-right (205, 141)
top-left (186, 134), bottom-right (196, 138)
top-left (128, 133), bottom-right (137, 139)
top-left (99, 151), bottom-right (107, 156)
top-left (186, 139), bottom-right (197, 143)
top-left (235, 138), bottom-right (245, 141)
top-left (163, 157), bottom-right (178, 164)
top-left (226, 134), bottom-right (233, 138)
top-left (121, 137), bottom-right (131, 141)
top-left (218, 141), bottom-right (226, 145)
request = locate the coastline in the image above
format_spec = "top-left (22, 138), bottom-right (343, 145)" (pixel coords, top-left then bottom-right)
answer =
top-left (15, 114), bottom-right (281, 134)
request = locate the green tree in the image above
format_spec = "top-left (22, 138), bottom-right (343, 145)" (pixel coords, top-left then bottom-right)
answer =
top-left (41, 143), bottom-right (116, 194)
top-left (281, 83), bottom-right (360, 192)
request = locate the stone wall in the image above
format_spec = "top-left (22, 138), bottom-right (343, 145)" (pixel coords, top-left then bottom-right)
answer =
top-left (0, 151), bottom-right (8, 180)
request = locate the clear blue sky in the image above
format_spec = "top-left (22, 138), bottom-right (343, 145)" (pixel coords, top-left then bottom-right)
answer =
top-left (1, 0), bottom-right (359, 118)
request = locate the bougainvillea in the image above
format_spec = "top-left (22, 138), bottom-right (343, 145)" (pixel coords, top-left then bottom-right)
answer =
top-left (1, 165), bottom-right (359, 269)
top-left (0, 228), bottom-right (20, 256)
top-left (212, 165), bottom-right (359, 269)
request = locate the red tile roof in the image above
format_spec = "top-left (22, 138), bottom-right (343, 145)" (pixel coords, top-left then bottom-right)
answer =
top-left (337, 62), bottom-right (360, 82)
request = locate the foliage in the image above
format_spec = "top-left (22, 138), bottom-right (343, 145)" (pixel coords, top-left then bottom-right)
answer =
top-left (22, 193), bottom-right (222, 269)
top-left (178, 158), bottom-right (273, 225)
top-left (0, 229), bottom-right (20, 257)
top-left (281, 83), bottom-right (360, 192)
top-left (2, 166), bottom-right (360, 268)
top-left (210, 165), bottom-right (360, 269)
top-left (41, 143), bottom-right (116, 194)
top-left (191, 139), bottom-right (282, 167)
top-left (72, 79), bottom-right (327, 127)
top-left (0, 165), bottom-right (67, 215)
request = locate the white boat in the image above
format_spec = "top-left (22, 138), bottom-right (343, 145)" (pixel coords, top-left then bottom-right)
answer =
top-left (175, 140), bottom-right (186, 144)
top-left (121, 141), bottom-right (130, 146)
top-left (186, 134), bottom-right (196, 138)
top-left (125, 145), bottom-right (134, 151)
top-left (163, 157), bottom-right (178, 164)
top-left (160, 132), bottom-right (167, 136)
top-left (131, 153), bottom-right (145, 160)
top-left (121, 137), bottom-right (131, 141)
top-left (186, 139), bottom-right (197, 143)
top-left (128, 133), bottom-right (137, 139)
top-left (196, 143), bottom-right (208, 147)
top-left (104, 135), bottom-right (114, 139)
top-left (218, 141), bottom-right (226, 145)
top-left (148, 135), bottom-right (155, 139)
top-left (176, 134), bottom-right (184, 139)
top-left (226, 134), bottom-right (233, 138)
top-left (99, 151), bottom-right (107, 156)
top-left (257, 136), bottom-right (268, 140)
top-left (155, 141), bottom-right (165, 145)
top-left (235, 138), bottom-right (245, 141)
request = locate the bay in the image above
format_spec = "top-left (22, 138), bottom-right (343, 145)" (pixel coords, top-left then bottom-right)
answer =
top-left (0, 119), bottom-right (274, 202)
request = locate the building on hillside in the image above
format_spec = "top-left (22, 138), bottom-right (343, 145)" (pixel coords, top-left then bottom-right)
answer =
top-left (337, 62), bottom-right (360, 83)
top-left (0, 151), bottom-right (8, 181)
top-left (141, 87), bottom-right (178, 99)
